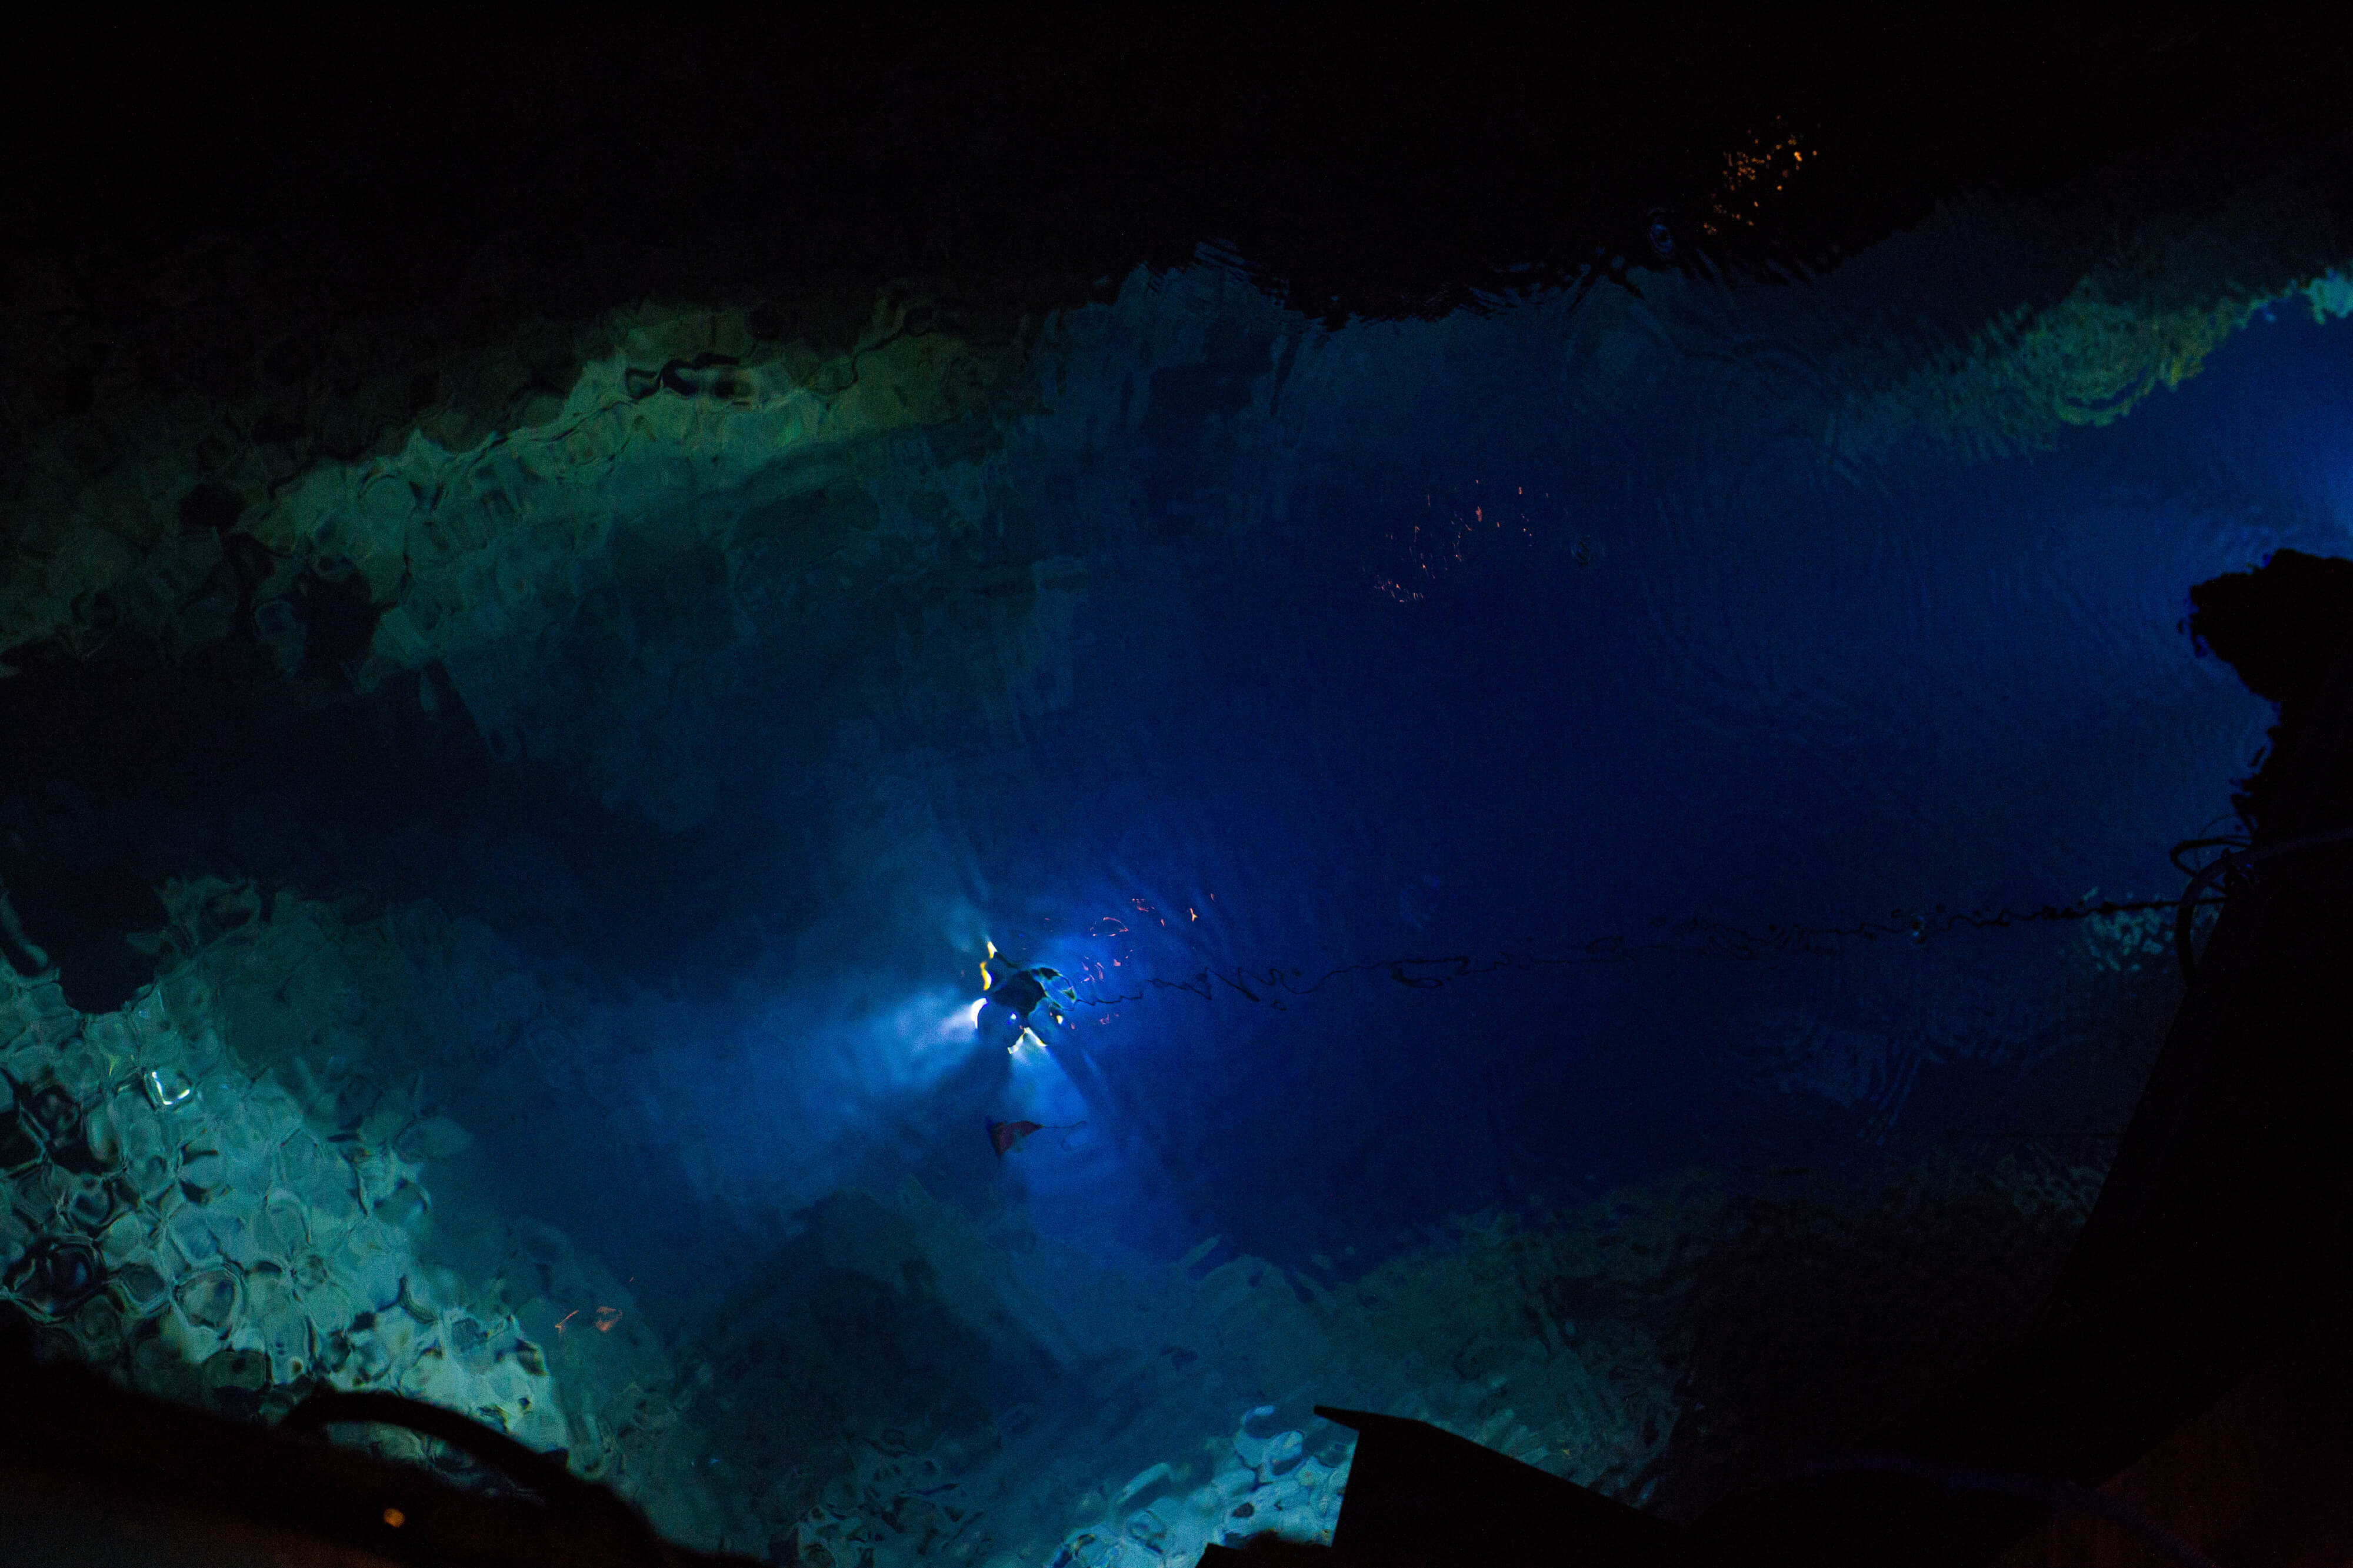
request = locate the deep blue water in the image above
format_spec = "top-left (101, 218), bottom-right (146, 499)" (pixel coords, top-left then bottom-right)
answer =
top-left (951, 292), bottom-right (2334, 1272)
top-left (20, 34), bottom-right (2353, 1566)
top-left (455, 275), bottom-right (2351, 1327)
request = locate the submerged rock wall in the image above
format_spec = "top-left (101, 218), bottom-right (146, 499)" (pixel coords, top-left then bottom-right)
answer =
top-left (1819, 182), bottom-right (2353, 470)
top-left (0, 875), bottom-right (767, 1552)
top-left (1, 188), bottom-right (2341, 1566)
top-left (2, 291), bottom-right (1060, 837)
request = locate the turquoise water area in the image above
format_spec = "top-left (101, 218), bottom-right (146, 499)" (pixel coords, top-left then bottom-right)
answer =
top-left (6, 215), bottom-right (2351, 1563)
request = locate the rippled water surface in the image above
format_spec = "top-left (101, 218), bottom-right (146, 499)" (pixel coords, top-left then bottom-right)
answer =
top-left (515, 256), bottom-right (2341, 1560)
top-left (11, 208), bottom-right (2353, 1564)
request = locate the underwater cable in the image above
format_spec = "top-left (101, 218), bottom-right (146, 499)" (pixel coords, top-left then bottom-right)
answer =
top-left (2171, 824), bottom-right (2353, 985)
top-left (278, 1387), bottom-right (671, 1565)
top-left (985, 834), bottom-right (2268, 1027)
top-left (1049, 892), bottom-right (2226, 1014)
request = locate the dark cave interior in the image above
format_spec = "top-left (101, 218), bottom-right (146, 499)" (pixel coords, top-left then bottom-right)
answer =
top-left (7, 15), bottom-right (2353, 1567)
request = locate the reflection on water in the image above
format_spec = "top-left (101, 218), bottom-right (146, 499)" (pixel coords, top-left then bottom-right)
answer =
top-left (5, 209), bottom-right (2351, 1563)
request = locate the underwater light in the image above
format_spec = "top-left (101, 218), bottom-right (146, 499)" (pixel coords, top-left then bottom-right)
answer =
top-left (973, 943), bottom-right (1087, 1054)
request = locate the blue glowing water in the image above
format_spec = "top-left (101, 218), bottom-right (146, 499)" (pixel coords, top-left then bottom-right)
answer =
top-left (863, 282), bottom-right (2326, 1265)
top-left (406, 259), bottom-right (2353, 1556)
top-left (489, 271), bottom-right (2353, 1302)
